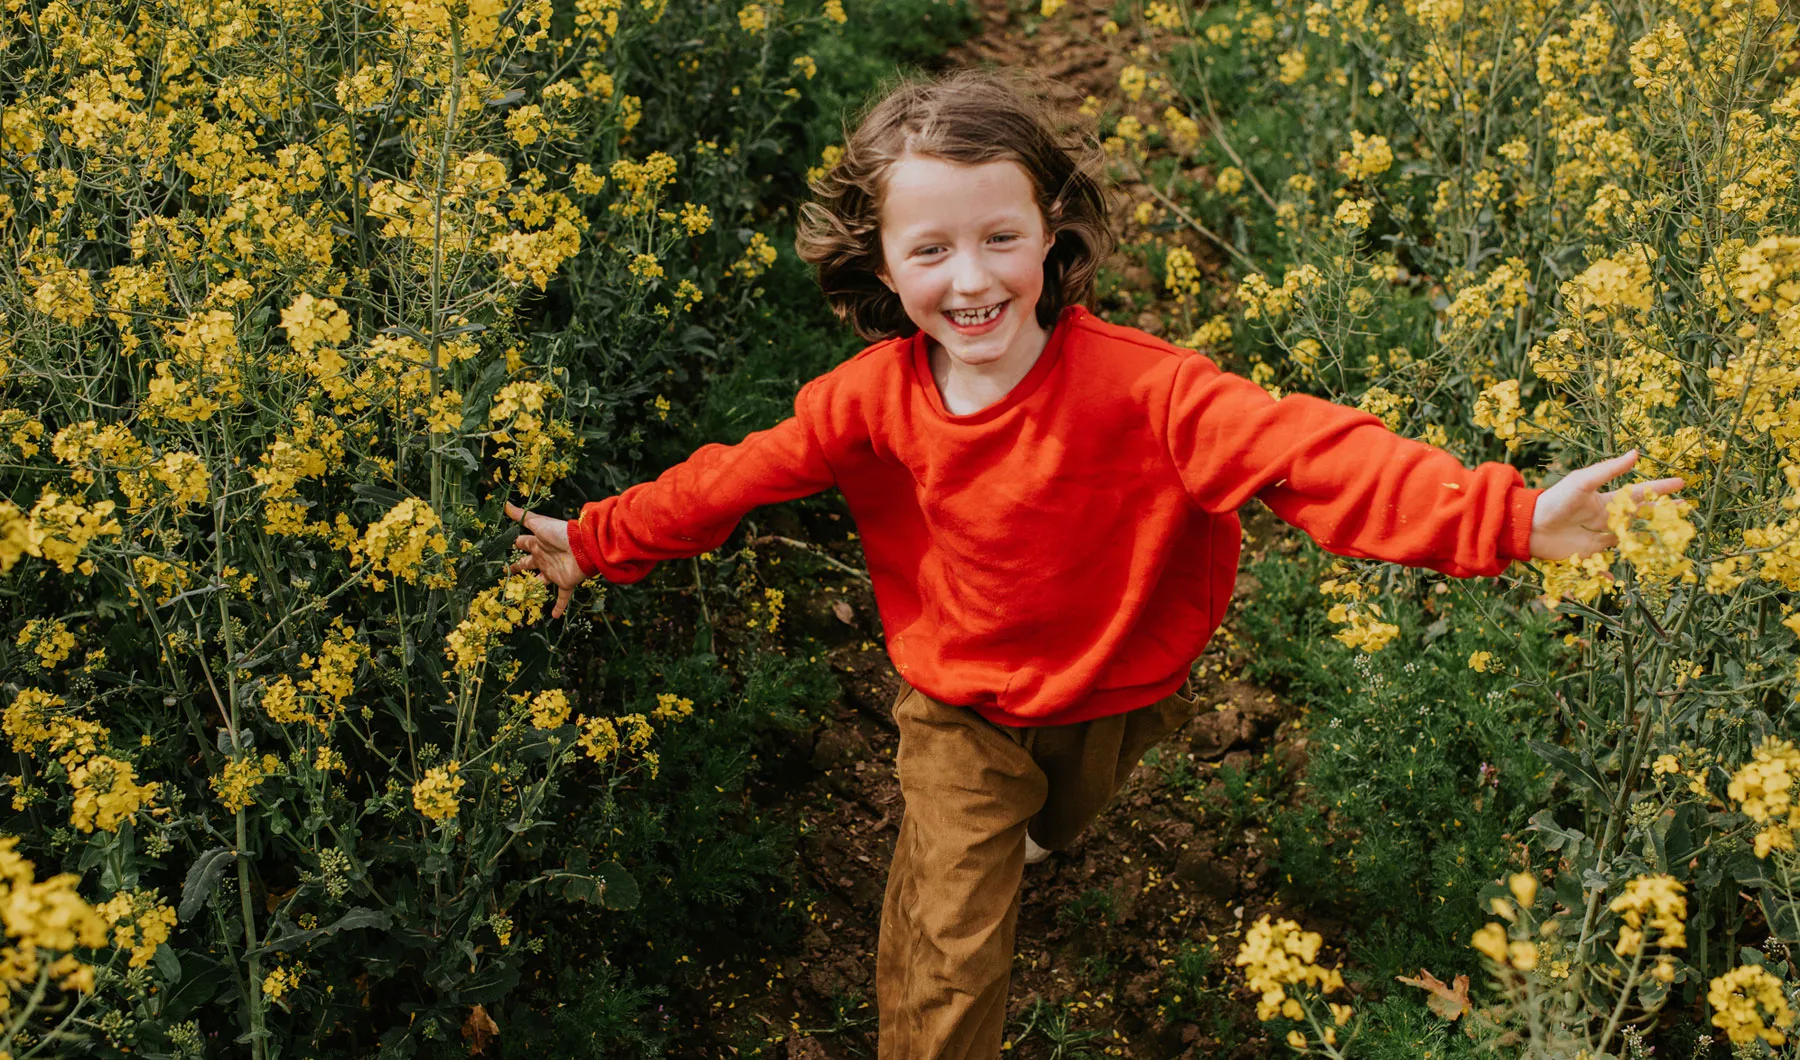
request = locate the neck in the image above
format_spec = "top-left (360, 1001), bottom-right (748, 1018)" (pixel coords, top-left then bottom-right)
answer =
top-left (928, 316), bottom-right (1052, 416)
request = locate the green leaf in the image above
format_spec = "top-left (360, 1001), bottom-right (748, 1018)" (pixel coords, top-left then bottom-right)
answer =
top-left (179, 847), bottom-right (235, 923)
top-left (596, 862), bottom-right (639, 911)
top-left (1527, 808), bottom-right (1585, 852)
top-left (1527, 739), bottom-right (1610, 800)
top-left (153, 942), bottom-right (182, 984)
top-left (252, 906), bottom-right (392, 956)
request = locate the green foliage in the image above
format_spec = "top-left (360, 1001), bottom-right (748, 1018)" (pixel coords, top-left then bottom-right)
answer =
top-left (0, 0), bottom-right (973, 1053)
top-left (1232, 540), bottom-right (1562, 980)
top-left (1011, 996), bottom-right (1107, 1060)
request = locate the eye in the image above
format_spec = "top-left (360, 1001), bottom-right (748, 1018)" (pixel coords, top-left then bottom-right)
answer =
top-left (989, 233), bottom-right (1019, 244)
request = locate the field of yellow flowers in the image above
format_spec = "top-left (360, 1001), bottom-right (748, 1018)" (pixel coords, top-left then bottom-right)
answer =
top-left (0, 0), bottom-right (973, 1055)
top-left (1060, 0), bottom-right (1800, 1054)
top-left (7, 0), bottom-right (1800, 1054)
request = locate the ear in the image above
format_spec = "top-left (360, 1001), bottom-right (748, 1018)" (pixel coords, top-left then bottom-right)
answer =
top-left (875, 264), bottom-right (895, 293)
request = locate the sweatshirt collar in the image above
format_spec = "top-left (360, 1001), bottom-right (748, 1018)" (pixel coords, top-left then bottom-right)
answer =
top-left (908, 304), bottom-right (1084, 425)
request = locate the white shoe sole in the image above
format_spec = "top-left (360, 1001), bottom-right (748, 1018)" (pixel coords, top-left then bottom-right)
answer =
top-left (1023, 835), bottom-right (1050, 865)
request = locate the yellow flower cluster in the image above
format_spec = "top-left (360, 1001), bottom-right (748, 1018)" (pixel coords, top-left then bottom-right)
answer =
top-left (731, 231), bottom-right (780, 280)
top-left (1118, 65), bottom-right (1148, 102)
top-left (1536, 550), bottom-right (1615, 610)
top-left (16, 618), bottom-right (76, 669)
top-left (1727, 737), bottom-right (1800, 858)
top-left (1163, 246), bottom-right (1202, 300)
top-left (260, 676), bottom-right (310, 726)
top-left (280, 293), bottom-right (352, 357)
top-left (355, 497), bottom-right (449, 588)
top-left (1320, 576), bottom-right (1399, 653)
top-left (608, 152), bottom-right (679, 219)
top-left (1472, 380), bottom-right (1525, 450)
top-left (1185, 315), bottom-right (1233, 351)
top-left (299, 621), bottom-right (366, 720)
top-left (98, 889), bottom-right (178, 969)
top-left (1471, 922), bottom-right (1538, 971)
top-left (529, 689), bottom-right (572, 730)
top-left (24, 492), bottom-right (121, 574)
top-left (1234, 914), bottom-right (1351, 1042)
top-left (6, 690), bottom-right (96, 765)
top-left (1332, 198), bottom-right (1373, 230)
top-left (1163, 107), bottom-right (1200, 155)
top-left (445, 574), bottom-right (551, 673)
top-left (1472, 875), bottom-right (1548, 971)
top-left (1356, 386), bottom-right (1412, 430)
top-left (652, 693), bottom-right (695, 721)
top-left (1336, 131), bottom-right (1393, 181)
top-left (0, 836), bottom-right (108, 1001)
top-left (412, 763), bottom-right (465, 822)
top-left (210, 754), bottom-right (284, 813)
top-left (1236, 265), bottom-right (1324, 321)
top-left (488, 379), bottom-right (576, 491)
top-left (1606, 494), bottom-right (1696, 587)
top-left (69, 755), bottom-right (160, 833)
top-left (1563, 245), bottom-right (1659, 324)
top-left (263, 963), bottom-right (303, 1000)
top-left (1608, 873), bottom-right (1686, 956)
top-left (1709, 964), bottom-right (1794, 1046)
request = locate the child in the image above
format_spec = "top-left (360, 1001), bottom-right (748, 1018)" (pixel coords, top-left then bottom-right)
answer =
top-left (506, 68), bottom-right (1681, 1059)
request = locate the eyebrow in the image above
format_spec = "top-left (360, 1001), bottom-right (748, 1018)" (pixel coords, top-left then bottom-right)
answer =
top-left (889, 214), bottom-right (1036, 243)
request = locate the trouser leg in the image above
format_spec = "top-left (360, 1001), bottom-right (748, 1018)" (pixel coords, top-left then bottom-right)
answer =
top-left (876, 686), bottom-right (1048, 1060)
top-left (1017, 684), bottom-right (1200, 852)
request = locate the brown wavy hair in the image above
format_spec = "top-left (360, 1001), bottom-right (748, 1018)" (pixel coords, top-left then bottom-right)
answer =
top-left (794, 67), bottom-right (1115, 342)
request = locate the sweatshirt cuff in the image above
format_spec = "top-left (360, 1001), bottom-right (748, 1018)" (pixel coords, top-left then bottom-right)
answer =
top-left (567, 514), bottom-right (602, 580)
top-left (1499, 486), bottom-right (1543, 564)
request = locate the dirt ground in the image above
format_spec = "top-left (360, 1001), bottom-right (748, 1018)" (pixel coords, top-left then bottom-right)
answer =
top-left (677, 3), bottom-right (1321, 1055)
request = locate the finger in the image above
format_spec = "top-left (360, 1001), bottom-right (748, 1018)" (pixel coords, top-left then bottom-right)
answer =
top-left (1599, 476), bottom-right (1688, 515)
top-left (507, 553), bottom-right (538, 575)
top-left (552, 585), bottom-right (574, 619)
top-left (1562, 449), bottom-right (1640, 493)
top-left (1626, 476), bottom-right (1686, 502)
top-left (504, 500), bottom-right (528, 526)
top-left (512, 534), bottom-right (538, 553)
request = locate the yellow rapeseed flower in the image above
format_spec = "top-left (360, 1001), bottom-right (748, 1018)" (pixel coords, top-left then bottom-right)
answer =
top-left (413, 763), bottom-right (465, 822)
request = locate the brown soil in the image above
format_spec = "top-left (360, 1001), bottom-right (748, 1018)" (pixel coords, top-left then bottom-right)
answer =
top-left (675, 3), bottom-right (1316, 1055)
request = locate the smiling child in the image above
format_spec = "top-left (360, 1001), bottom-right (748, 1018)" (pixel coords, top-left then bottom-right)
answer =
top-left (506, 68), bottom-right (1682, 1059)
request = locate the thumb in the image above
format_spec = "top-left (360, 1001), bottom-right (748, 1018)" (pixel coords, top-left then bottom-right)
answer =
top-left (1563, 449), bottom-right (1640, 494)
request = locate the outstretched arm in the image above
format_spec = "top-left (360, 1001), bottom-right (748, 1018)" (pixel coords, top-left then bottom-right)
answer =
top-left (1159, 355), bottom-right (1684, 573)
top-left (508, 381), bottom-right (838, 617)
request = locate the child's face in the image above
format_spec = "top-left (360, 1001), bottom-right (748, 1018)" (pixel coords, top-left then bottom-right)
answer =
top-left (874, 152), bottom-right (1055, 371)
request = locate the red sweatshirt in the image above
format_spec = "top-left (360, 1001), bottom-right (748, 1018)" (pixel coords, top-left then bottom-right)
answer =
top-left (568, 305), bottom-right (1540, 727)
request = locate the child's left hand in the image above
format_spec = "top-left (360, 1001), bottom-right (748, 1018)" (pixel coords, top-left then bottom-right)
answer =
top-left (1529, 449), bottom-right (1685, 561)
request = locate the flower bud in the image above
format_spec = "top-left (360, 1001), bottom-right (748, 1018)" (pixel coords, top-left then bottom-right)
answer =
top-left (1509, 872), bottom-right (1539, 908)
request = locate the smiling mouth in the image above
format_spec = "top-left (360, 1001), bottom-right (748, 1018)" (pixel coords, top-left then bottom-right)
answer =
top-left (946, 302), bottom-right (1006, 326)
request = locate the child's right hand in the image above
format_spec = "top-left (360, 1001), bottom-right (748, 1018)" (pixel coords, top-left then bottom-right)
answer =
top-left (505, 501), bottom-right (586, 619)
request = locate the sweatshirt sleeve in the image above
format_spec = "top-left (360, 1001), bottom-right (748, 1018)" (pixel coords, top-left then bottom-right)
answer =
top-left (1159, 353), bottom-right (1541, 578)
top-left (567, 379), bottom-right (838, 583)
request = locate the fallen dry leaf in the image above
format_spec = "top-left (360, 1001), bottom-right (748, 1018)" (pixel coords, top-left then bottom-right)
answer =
top-left (1396, 968), bottom-right (1471, 1021)
top-left (832, 600), bottom-right (854, 624)
top-left (463, 1004), bottom-right (499, 1054)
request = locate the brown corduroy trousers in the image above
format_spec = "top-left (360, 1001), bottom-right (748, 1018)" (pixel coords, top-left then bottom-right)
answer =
top-left (874, 680), bottom-right (1200, 1059)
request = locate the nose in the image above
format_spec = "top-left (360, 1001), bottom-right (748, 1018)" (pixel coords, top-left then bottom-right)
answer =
top-left (949, 249), bottom-right (993, 298)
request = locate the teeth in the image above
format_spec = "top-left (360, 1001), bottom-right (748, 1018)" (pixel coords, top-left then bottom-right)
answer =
top-left (949, 303), bottom-right (1003, 325)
